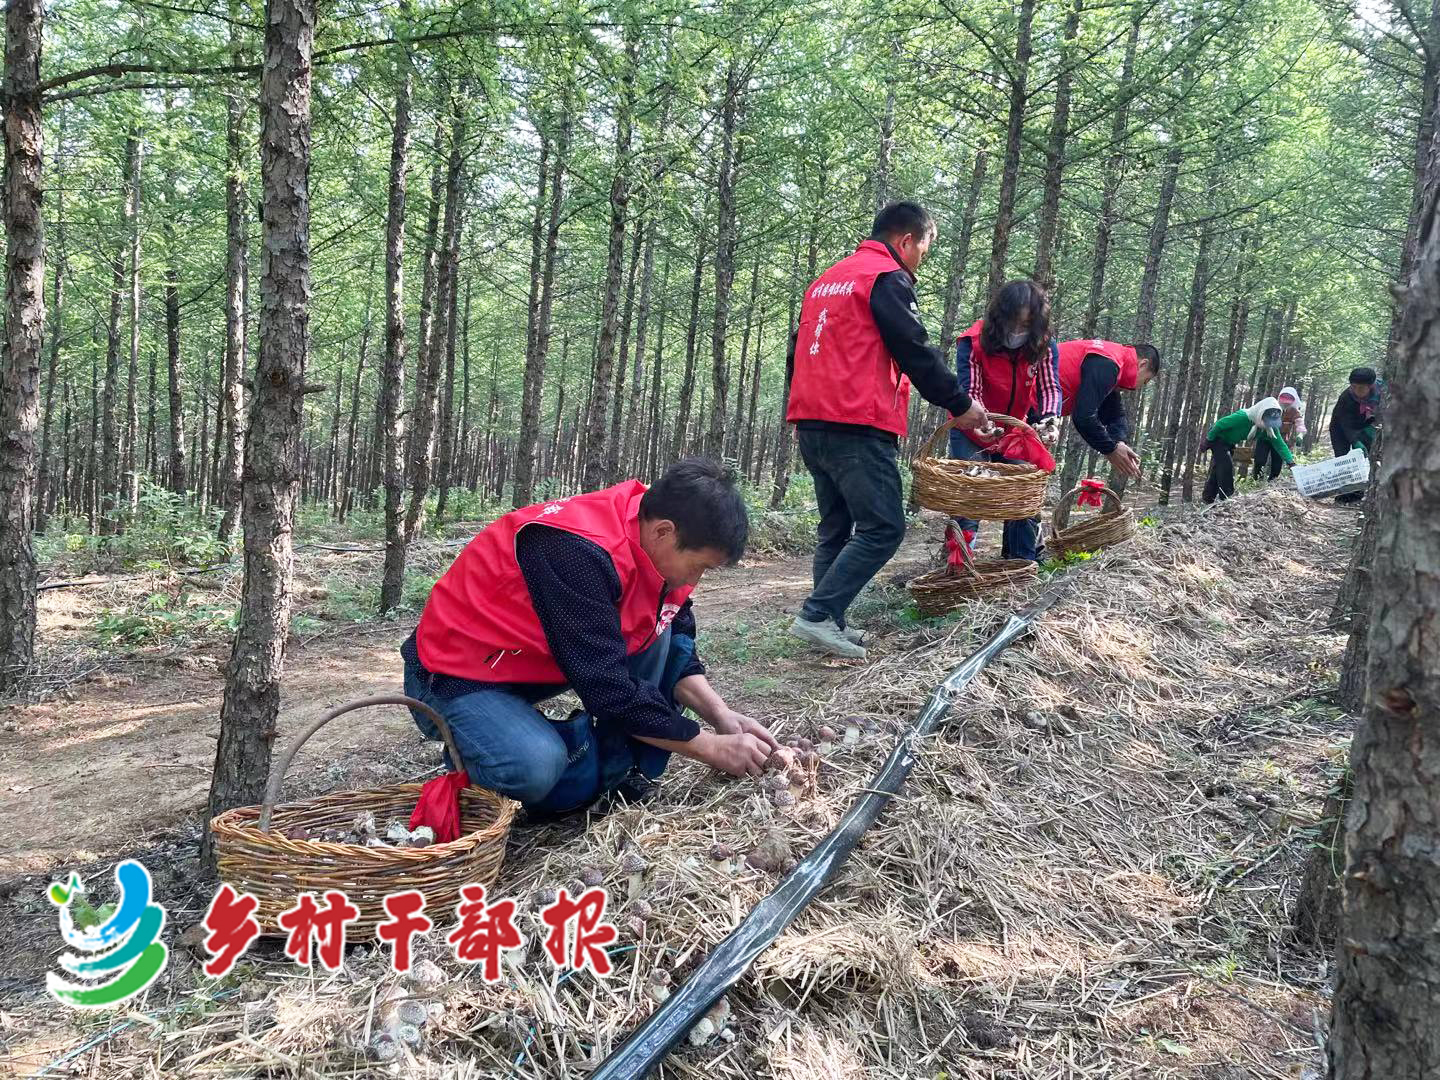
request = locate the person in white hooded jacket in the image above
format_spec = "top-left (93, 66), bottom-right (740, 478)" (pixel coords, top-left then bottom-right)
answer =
top-left (1252, 386), bottom-right (1305, 480)
top-left (1203, 397), bottom-right (1295, 503)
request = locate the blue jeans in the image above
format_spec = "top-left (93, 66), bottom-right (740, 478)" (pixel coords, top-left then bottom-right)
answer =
top-left (947, 430), bottom-right (1043, 563)
top-left (796, 427), bottom-right (906, 627)
top-left (402, 629), bottom-right (694, 813)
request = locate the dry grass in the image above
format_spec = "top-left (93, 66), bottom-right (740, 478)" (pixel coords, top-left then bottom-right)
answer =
top-left (2, 487), bottom-right (1352, 1079)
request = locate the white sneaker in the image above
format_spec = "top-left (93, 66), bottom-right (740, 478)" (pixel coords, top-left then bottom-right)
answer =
top-left (789, 616), bottom-right (867, 659)
top-left (840, 625), bottom-right (866, 646)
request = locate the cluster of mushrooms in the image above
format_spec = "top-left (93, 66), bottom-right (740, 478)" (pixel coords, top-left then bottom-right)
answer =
top-left (280, 810), bottom-right (435, 849)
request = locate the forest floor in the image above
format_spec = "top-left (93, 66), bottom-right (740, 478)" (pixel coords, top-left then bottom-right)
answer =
top-left (0, 482), bottom-right (1357, 1079)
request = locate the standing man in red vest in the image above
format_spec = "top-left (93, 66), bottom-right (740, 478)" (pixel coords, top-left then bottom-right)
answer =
top-left (1056, 338), bottom-right (1161, 478)
top-left (948, 279), bottom-right (1061, 562)
top-left (785, 201), bottom-right (987, 659)
top-left (403, 458), bottom-right (779, 819)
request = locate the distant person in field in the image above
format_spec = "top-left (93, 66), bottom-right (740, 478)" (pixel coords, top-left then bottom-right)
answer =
top-left (1252, 385), bottom-right (1306, 481)
top-left (403, 458), bottom-right (779, 819)
top-left (784, 200), bottom-right (986, 660)
top-left (1056, 338), bottom-right (1162, 478)
top-left (1202, 397), bottom-right (1294, 504)
top-left (949, 279), bottom-right (1062, 562)
top-left (1328, 367), bottom-right (1383, 504)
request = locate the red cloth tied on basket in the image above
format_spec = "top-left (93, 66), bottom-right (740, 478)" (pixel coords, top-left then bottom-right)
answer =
top-left (944, 527), bottom-right (976, 570)
top-left (1076, 477), bottom-right (1106, 508)
top-left (971, 424), bottom-right (1056, 473)
top-left (410, 770), bottom-right (469, 844)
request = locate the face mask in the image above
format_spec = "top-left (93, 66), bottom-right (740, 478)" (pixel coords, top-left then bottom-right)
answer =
top-left (1262, 410), bottom-right (1282, 430)
top-left (1005, 330), bottom-right (1027, 350)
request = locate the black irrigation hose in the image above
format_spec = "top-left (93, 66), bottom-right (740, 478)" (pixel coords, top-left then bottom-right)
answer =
top-left (590, 574), bottom-right (1076, 1079)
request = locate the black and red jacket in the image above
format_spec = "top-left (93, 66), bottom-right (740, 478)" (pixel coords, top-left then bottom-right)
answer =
top-left (954, 319), bottom-right (1061, 446)
top-left (1058, 338), bottom-right (1140, 455)
top-left (786, 239), bottom-right (971, 438)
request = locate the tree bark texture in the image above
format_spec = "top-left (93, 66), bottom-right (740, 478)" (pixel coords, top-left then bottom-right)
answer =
top-left (206, 0), bottom-right (314, 866)
top-left (707, 65), bottom-right (743, 461)
top-left (219, 11), bottom-right (250, 544)
top-left (1032, 0), bottom-right (1082, 290)
top-left (1328, 104), bottom-right (1440, 1076)
top-left (584, 38), bottom-right (637, 490)
top-left (984, 0), bottom-right (1035, 300)
top-left (0, 0), bottom-right (44, 693)
top-left (512, 97), bottom-right (569, 507)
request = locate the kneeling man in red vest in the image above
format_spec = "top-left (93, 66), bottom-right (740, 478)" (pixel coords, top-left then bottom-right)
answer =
top-left (403, 458), bottom-right (779, 818)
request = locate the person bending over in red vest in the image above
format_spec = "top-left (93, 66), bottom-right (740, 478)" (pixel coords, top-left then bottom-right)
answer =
top-left (784, 200), bottom-right (987, 659)
top-left (1056, 338), bottom-right (1161, 478)
top-left (403, 458), bottom-right (780, 819)
top-left (948, 280), bottom-right (1062, 562)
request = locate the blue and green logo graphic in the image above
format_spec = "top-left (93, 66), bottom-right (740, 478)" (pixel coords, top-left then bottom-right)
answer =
top-left (46, 861), bottom-right (168, 1008)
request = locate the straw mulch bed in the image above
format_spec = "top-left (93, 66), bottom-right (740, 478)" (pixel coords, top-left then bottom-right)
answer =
top-left (8, 488), bottom-right (1351, 1079)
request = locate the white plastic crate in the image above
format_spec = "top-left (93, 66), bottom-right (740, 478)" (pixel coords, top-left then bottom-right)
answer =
top-left (1292, 448), bottom-right (1370, 498)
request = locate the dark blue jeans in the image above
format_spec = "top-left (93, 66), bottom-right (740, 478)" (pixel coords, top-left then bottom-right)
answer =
top-left (796, 427), bottom-right (906, 627)
top-left (402, 629), bottom-right (693, 813)
top-left (947, 430), bottom-right (1042, 563)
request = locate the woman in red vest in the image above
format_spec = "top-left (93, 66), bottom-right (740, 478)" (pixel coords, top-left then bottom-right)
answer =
top-left (1056, 338), bottom-right (1161, 477)
top-left (404, 458), bottom-right (779, 818)
top-left (948, 280), bottom-right (1061, 561)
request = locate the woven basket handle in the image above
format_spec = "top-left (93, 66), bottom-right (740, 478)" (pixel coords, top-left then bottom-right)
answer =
top-left (257, 694), bottom-right (462, 831)
top-left (912, 411), bottom-right (1036, 464)
top-left (1052, 481), bottom-right (1124, 534)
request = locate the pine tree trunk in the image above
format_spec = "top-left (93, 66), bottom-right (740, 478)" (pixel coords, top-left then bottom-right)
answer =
top-left (1179, 347), bottom-right (1216, 503)
top-left (984, 0), bottom-right (1035, 299)
top-left (1158, 220), bottom-right (1211, 505)
top-left (124, 132), bottom-right (143, 510)
top-left (672, 226), bottom-right (709, 464)
top-left (707, 66), bottom-right (743, 460)
top-left (743, 314), bottom-right (764, 478)
top-left (404, 99), bottom-right (466, 542)
top-left (940, 148), bottom-right (989, 346)
top-left (101, 137), bottom-right (138, 536)
top-left (646, 285), bottom-right (667, 479)
top-left (218, 12), bottom-right (250, 544)
top-left (1218, 230), bottom-right (1257, 413)
top-left (1382, 1), bottom-right (1440, 370)
top-left (1081, 6), bottom-right (1141, 337)
top-left (379, 62), bottom-right (412, 614)
top-left (0, 0), bottom-right (44, 693)
top-left (1336, 449), bottom-right (1383, 713)
top-left (873, 34), bottom-right (898, 215)
top-left (1328, 106), bottom-right (1440, 1071)
top-left (1132, 143), bottom-right (1181, 347)
top-left (434, 258), bottom-right (462, 524)
top-left (584, 37), bottom-right (636, 490)
top-left (36, 145), bottom-right (64, 536)
top-left (608, 212), bottom-right (644, 481)
top-left (512, 96), bottom-right (569, 507)
top-left (732, 252), bottom-right (760, 460)
top-left (205, 0), bottom-right (314, 868)
top-left (338, 274), bottom-right (373, 522)
top-left (406, 120), bottom-right (446, 487)
top-left (1032, 0), bottom-right (1082, 290)
top-left (164, 151), bottom-right (187, 496)
top-left (623, 221), bottom-right (658, 476)
top-left (769, 236), bottom-right (805, 509)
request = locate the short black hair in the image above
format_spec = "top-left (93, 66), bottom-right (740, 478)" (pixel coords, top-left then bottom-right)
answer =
top-left (1349, 366), bottom-right (1377, 385)
top-left (640, 457), bottom-right (748, 563)
top-left (1132, 343), bottom-right (1161, 373)
top-left (870, 201), bottom-right (935, 243)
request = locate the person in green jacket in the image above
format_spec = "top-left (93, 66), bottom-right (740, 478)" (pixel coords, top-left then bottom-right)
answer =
top-left (1202, 397), bottom-right (1295, 504)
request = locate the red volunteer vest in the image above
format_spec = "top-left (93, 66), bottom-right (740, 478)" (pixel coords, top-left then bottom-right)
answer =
top-left (415, 481), bottom-right (694, 684)
top-left (786, 240), bottom-right (912, 436)
top-left (959, 318), bottom-right (1042, 421)
top-left (1057, 339), bottom-right (1140, 415)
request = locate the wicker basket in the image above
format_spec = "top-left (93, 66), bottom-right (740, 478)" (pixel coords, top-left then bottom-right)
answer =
top-left (910, 412), bottom-right (1049, 519)
top-left (1048, 481), bottom-right (1136, 557)
top-left (211, 695), bottom-right (517, 938)
top-left (1232, 445), bottom-right (1255, 467)
top-left (906, 527), bottom-right (1039, 615)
